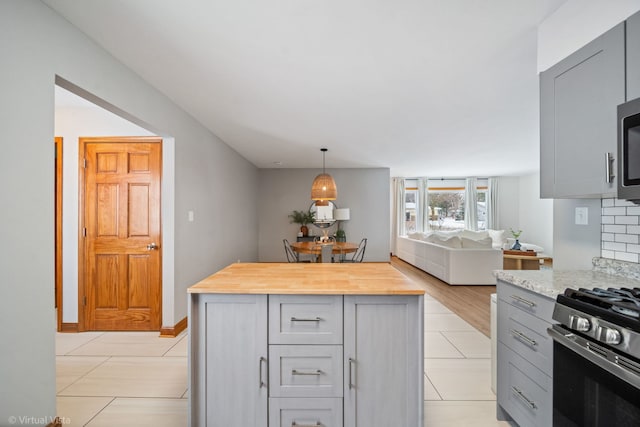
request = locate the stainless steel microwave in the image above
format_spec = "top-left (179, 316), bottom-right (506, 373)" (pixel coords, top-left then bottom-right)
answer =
top-left (618, 96), bottom-right (640, 202)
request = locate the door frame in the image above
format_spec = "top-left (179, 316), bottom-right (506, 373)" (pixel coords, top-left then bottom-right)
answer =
top-left (55, 137), bottom-right (63, 332)
top-left (77, 136), bottom-right (163, 331)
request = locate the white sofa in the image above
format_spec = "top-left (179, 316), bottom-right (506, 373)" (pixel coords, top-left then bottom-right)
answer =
top-left (396, 230), bottom-right (503, 285)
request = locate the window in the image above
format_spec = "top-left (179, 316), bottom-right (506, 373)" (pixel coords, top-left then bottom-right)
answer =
top-left (404, 187), bottom-right (417, 233)
top-left (399, 178), bottom-right (489, 236)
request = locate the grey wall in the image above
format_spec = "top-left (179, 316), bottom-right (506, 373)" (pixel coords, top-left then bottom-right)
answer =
top-left (553, 198), bottom-right (602, 269)
top-left (258, 168), bottom-right (390, 262)
top-left (0, 1), bottom-right (258, 420)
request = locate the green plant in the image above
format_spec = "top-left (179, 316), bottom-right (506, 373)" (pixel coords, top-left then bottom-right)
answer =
top-left (510, 228), bottom-right (523, 239)
top-left (288, 210), bottom-right (315, 226)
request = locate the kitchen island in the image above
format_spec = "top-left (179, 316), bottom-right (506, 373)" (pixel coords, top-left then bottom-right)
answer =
top-left (188, 262), bottom-right (425, 427)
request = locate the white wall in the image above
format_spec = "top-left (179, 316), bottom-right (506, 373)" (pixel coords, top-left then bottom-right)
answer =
top-left (258, 168), bottom-right (390, 262)
top-left (497, 176), bottom-right (520, 234)
top-left (538, 0), bottom-right (640, 72)
top-left (553, 198), bottom-right (602, 269)
top-left (495, 174), bottom-right (553, 255)
top-left (518, 173), bottom-right (553, 256)
top-left (0, 1), bottom-right (258, 420)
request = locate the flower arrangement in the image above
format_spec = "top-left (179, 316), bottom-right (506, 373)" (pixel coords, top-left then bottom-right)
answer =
top-left (510, 228), bottom-right (523, 239)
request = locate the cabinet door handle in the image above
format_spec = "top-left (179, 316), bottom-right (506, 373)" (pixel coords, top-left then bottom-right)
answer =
top-left (290, 317), bottom-right (322, 322)
top-left (510, 329), bottom-right (538, 347)
top-left (259, 357), bottom-right (267, 388)
top-left (605, 152), bottom-right (615, 184)
top-left (348, 358), bottom-right (356, 389)
top-left (292, 422), bottom-right (321, 427)
top-left (510, 295), bottom-right (536, 308)
top-left (511, 386), bottom-right (537, 410)
top-left (292, 369), bottom-right (322, 376)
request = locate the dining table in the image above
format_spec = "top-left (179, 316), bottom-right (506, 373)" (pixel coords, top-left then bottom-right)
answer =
top-left (290, 240), bottom-right (359, 262)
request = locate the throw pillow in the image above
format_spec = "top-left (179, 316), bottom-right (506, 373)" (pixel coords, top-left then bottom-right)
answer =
top-left (460, 229), bottom-right (489, 241)
top-left (461, 236), bottom-right (493, 249)
top-left (487, 229), bottom-right (506, 248)
top-left (426, 234), bottom-right (462, 248)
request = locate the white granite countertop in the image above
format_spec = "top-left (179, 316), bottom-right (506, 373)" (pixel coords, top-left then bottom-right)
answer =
top-left (494, 269), bottom-right (640, 299)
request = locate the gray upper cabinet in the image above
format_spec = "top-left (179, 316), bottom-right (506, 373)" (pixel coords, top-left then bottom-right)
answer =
top-left (628, 11), bottom-right (640, 101)
top-left (540, 23), bottom-right (625, 198)
top-left (343, 295), bottom-right (423, 427)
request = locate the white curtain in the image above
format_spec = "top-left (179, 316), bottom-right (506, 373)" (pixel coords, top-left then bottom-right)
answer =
top-left (464, 177), bottom-right (478, 231)
top-left (417, 177), bottom-right (429, 232)
top-left (390, 177), bottom-right (406, 255)
top-left (486, 177), bottom-right (499, 230)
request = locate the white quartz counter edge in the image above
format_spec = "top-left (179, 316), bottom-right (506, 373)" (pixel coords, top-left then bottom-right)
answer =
top-left (494, 269), bottom-right (640, 300)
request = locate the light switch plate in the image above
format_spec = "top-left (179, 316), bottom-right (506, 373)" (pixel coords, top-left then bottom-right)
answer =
top-left (188, 210), bottom-right (195, 222)
top-left (575, 207), bottom-right (588, 225)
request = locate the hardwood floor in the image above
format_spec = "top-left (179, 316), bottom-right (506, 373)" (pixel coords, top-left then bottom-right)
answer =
top-left (390, 256), bottom-right (495, 337)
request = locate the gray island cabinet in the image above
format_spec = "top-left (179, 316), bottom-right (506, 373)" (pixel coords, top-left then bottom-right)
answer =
top-left (188, 263), bottom-right (425, 427)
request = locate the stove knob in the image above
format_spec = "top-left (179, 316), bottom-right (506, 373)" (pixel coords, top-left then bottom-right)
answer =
top-left (568, 315), bottom-right (591, 332)
top-left (596, 326), bottom-right (622, 345)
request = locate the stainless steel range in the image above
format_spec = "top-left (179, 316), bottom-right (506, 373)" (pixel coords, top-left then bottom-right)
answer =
top-left (548, 287), bottom-right (640, 426)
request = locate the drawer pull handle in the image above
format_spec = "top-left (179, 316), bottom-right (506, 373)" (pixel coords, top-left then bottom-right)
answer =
top-left (348, 357), bottom-right (356, 389)
top-left (510, 295), bottom-right (536, 308)
top-left (292, 369), bottom-right (322, 376)
top-left (292, 422), bottom-right (321, 427)
top-left (259, 357), bottom-right (267, 388)
top-left (291, 317), bottom-right (322, 322)
top-left (511, 386), bottom-right (537, 410)
top-left (510, 329), bottom-right (538, 347)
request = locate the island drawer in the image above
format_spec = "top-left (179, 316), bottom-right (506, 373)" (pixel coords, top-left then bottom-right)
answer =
top-left (269, 397), bottom-right (343, 427)
top-left (269, 345), bottom-right (343, 398)
top-left (497, 280), bottom-right (555, 323)
top-left (498, 342), bottom-right (552, 427)
top-left (269, 295), bottom-right (343, 345)
top-left (498, 299), bottom-right (553, 375)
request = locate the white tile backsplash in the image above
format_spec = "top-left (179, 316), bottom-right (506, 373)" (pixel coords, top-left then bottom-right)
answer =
top-left (601, 198), bottom-right (640, 263)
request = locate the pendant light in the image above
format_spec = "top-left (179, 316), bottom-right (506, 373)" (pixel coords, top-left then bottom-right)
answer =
top-left (310, 148), bottom-right (337, 204)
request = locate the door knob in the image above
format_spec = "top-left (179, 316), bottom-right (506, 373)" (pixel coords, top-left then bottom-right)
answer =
top-left (147, 243), bottom-right (158, 250)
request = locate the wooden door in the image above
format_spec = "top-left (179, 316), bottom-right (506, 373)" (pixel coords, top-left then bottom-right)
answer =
top-left (55, 137), bottom-right (63, 332)
top-left (81, 137), bottom-right (162, 331)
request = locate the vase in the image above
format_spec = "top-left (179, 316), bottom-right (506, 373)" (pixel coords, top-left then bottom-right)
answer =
top-left (300, 225), bottom-right (308, 237)
top-left (511, 239), bottom-right (521, 250)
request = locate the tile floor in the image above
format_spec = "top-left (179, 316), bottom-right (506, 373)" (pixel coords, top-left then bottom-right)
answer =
top-left (55, 293), bottom-right (509, 426)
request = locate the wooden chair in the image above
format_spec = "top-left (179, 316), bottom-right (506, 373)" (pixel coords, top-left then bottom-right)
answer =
top-left (341, 238), bottom-right (367, 263)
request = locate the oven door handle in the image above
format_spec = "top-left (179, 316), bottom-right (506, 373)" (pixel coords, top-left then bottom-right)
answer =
top-left (548, 324), bottom-right (640, 390)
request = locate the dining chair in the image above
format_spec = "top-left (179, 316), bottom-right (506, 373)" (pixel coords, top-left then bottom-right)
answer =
top-left (283, 239), bottom-right (299, 263)
top-left (320, 243), bottom-right (334, 263)
top-left (342, 238), bottom-right (367, 263)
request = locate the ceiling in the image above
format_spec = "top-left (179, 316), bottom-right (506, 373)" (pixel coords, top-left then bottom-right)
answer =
top-left (44, 0), bottom-right (567, 177)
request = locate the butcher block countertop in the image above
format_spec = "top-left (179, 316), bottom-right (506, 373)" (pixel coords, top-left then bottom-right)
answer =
top-left (188, 262), bottom-right (425, 295)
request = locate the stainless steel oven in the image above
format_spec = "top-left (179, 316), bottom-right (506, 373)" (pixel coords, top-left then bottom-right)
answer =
top-left (548, 287), bottom-right (640, 426)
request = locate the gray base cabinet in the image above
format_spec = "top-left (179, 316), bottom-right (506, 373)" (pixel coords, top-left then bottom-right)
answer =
top-left (496, 280), bottom-right (555, 427)
top-left (190, 293), bottom-right (424, 427)
top-left (628, 10), bottom-right (640, 101)
top-left (189, 294), bottom-right (268, 427)
top-left (344, 296), bottom-right (424, 427)
top-left (540, 22), bottom-right (625, 198)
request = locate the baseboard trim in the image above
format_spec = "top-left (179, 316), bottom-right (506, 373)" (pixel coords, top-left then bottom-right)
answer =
top-left (60, 322), bottom-right (79, 333)
top-left (159, 316), bottom-right (187, 338)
